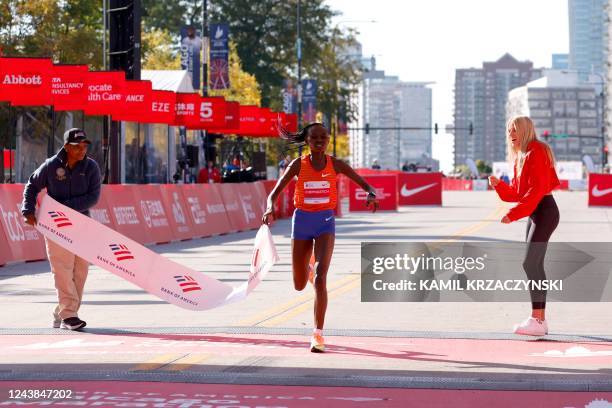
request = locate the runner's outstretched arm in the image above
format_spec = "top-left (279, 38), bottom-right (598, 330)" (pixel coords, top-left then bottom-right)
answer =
top-left (262, 157), bottom-right (301, 224)
top-left (333, 158), bottom-right (379, 212)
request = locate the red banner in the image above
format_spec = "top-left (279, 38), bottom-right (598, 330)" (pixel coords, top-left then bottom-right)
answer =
top-left (0, 57), bottom-right (53, 106)
top-left (224, 101), bottom-right (240, 130)
top-left (175, 93), bottom-right (200, 127)
top-left (179, 184), bottom-right (231, 237)
top-left (84, 71), bottom-right (125, 116)
top-left (588, 173), bottom-right (612, 206)
top-left (112, 80), bottom-right (152, 122)
top-left (132, 185), bottom-right (174, 244)
top-left (138, 90), bottom-right (176, 124)
top-left (51, 64), bottom-right (88, 111)
top-left (158, 184), bottom-right (197, 241)
top-left (90, 192), bottom-right (117, 230)
top-left (397, 172), bottom-right (443, 206)
top-left (102, 185), bottom-right (147, 244)
top-left (216, 184), bottom-right (248, 232)
top-left (0, 184), bottom-right (46, 263)
top-left (186, 96), bottom-right (227, 129)
top-left (235, 183), bottom-right (262, 230)
top-left (349, 174), bottom-right (398, 212)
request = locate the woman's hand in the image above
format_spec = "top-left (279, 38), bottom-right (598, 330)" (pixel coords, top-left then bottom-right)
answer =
top-left (262, 207), bottom-right (274, 225)
top-left (501, 216), bottom-right (511, 224)
top-left (366, 192), bottom-right (379, 213)
top-left (488, 176), bottom-right (500, 188)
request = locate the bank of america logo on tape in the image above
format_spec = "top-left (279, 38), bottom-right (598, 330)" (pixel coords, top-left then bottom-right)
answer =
top-left (109, 244), bottom-right (134, 261)
top-left (48, 211), bottom-right (72, 227)
top-left (174, 275), bottom-right (202, 293)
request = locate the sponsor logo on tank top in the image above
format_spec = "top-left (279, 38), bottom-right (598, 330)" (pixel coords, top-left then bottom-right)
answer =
top-left (400, 183), bottom-right (438, 197)
top-left (592, 185), bottom-right (612, 197)
top-left (304, 181), bottom-right (330, 204)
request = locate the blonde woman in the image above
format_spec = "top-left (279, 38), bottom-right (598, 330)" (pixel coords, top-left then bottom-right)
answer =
top-left (488, 116), bottom-right (560, 336)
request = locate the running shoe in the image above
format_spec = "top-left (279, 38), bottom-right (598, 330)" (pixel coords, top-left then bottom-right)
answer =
top-left (52, 314), bottom-right (61, 329)
top-left (60, 317), bottom-right (87, 331)
top-left (513, 317), bottom-right (548, 336)
top-left (310, 333), bottom-right (325, 353)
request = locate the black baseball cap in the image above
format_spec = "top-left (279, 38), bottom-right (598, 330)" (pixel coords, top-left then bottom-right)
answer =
top-left (63, 128), bottom-right (91, 145)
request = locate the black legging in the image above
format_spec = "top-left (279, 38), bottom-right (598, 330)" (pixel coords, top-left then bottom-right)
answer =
top-left (523, 195), bottom-right (560, 310)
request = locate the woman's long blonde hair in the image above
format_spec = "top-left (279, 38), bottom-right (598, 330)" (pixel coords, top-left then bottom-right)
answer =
top-left (506, 116), bottom-right (555, 174)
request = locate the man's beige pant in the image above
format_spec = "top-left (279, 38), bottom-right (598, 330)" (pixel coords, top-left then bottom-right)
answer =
top-left (45, 238), bottom-right (89, 320)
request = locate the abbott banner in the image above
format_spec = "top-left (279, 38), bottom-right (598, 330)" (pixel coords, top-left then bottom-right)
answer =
top-left (35, 195), bottom-right (278, 310)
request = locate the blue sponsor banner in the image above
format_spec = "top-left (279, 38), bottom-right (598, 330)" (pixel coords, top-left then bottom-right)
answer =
top-left (302, 79), bottom-right (317, 123)
top-left (180, 26), bottom-right (202, 90)
top-left (281, 79), bottom-right (297, 114)
top-left (209, 23), bottom-right (230, 90)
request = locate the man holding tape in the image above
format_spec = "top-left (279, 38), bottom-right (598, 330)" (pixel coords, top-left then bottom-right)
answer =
top-left (21, 128), bottom-right (101, 331)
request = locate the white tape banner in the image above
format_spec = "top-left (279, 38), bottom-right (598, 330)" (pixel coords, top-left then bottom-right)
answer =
top-left (35, 195), bottom-right (278, 310)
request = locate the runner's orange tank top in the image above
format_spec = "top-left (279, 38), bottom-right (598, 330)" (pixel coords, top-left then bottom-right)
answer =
top-left (294, 154), bottom-right (338, 211)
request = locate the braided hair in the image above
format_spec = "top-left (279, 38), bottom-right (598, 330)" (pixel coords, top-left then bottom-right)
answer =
top-left (278, 121), bottom-right (327, 150)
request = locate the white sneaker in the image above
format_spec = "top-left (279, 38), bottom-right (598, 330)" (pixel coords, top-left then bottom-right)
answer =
top-left (52, 314), bottom-right (61, 329)
top-left (513, 317), bottom-right (548, 336)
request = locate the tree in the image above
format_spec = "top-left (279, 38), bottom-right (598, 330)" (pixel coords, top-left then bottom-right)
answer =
top-left (476, 159), bottom-right (492, 175)
top-left (141, 28), bottom-right (181, 70)
top-left (0, 0), bottom-right (103, 67)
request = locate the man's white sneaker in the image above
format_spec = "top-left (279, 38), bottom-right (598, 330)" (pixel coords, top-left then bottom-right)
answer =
top-left (513, 317), bottom-right (548, 336)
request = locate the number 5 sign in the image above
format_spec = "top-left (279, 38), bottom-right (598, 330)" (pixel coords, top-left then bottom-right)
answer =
top-left (187, 96), bottom-right (227, 129)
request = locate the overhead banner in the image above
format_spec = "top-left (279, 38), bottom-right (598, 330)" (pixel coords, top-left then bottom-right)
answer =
top-left (112, 80), bottom-right (152, 122)
top-left (51, 64), bottom-right (88, 111)
top-left (282, 79), bottom-right (298, 114)
top-left (180, 26), bottom-right (202, 90)
top-left (35, 195), bottom-right (278, 311)
top-left (302, 79), bottom-right (317, 123)
top-left (84, 71), bottom-right (125, 116)
top-left (186, 96), bottom-right (227, 129)
top-left (175, 93), bottom-right (201, 128)
top-left (146, 90), bottom-right (176, 125)
top-left (209, 23), bottom-right (230, 90)
top-left (0, 57), bottom-right (53, 106)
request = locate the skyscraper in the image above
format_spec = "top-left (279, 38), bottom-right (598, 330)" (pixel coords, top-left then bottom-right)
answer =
top-left (453, 54), bottom-right (542, 167)
top-left (350, 59), bottom-right (435, 170)
top-left (568, 0), bottom-right (608, 79)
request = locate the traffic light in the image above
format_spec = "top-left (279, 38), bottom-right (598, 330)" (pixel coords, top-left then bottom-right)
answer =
top-left (542, 130), bottom-right (550, 141)
top-left (365, 123), bottom-right (370, 135)
top-left (469, 122), bottom-right (473, 135)
top-left (434, 123), bottom-right (438, 134)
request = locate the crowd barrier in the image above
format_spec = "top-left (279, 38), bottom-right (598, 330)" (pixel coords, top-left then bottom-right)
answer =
top-left (355, 170), bottom-right (442, 206)
top-left (588, 173), bottom-right (612, 206)
top-left (0, 181), bottom-right (299, 267)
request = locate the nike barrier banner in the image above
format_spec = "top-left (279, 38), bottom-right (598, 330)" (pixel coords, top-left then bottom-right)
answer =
top-left (35, 195), bottom-right (279, 311)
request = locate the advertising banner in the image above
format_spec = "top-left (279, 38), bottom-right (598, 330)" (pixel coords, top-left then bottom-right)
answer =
top-left (0, 184), bottom-right (46, 262)
top-left (112, 80), bottom-right (152, 122)
top-left (0, 57), bottom-right (53, 106)
top-left (397, 172), bottom-right (442, 206)
top-left (588, 173), bottom-right (612, 206)
top-left (180, 26), bottom-right (202, 90)
top-left (209, 23), bottom-right (230, 90)
top-left (349, 174), bottom-right (398, 212)
top-left (51, 64), bottom-right (88, 111)
top-left (83, 71), bottom-right (125, 116)
top-left (302, 79), bottom-right (317, 123)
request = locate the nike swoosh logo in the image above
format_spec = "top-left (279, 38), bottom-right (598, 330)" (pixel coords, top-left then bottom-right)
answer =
top-left (321, 173), bottom-right (331, 177)
top-left (400, 183), bottom-right (438, 197)
top-left (325, 216), bottom-right (333, 221)
top-left (592, 185), bottom-right (612, 197)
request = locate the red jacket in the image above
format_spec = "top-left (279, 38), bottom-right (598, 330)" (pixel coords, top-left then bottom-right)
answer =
top-left (197, 167), bottom-right (221, 184)
top-left (494, 141), bottom-right (560, 221)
